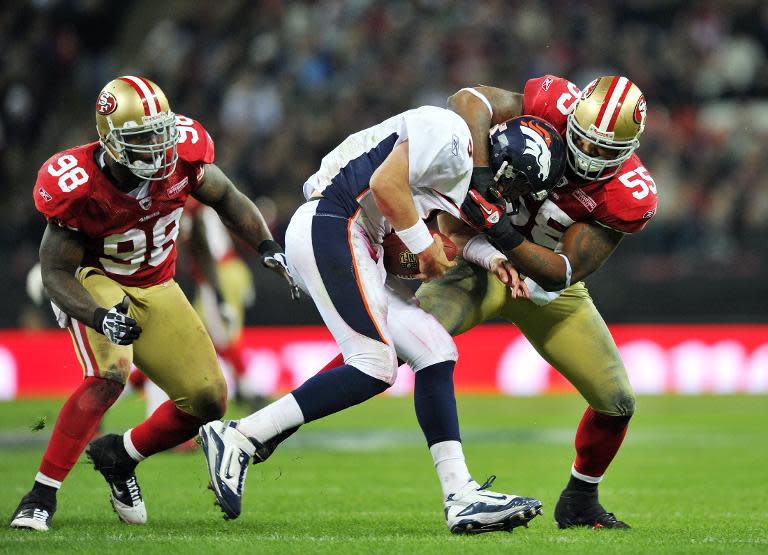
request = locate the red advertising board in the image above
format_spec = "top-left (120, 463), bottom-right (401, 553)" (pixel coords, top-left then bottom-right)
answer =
top-left (0, 325), bottom-right (766, 399)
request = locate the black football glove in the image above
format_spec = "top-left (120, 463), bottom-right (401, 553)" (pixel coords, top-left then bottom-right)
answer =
top-left (92, 296), bottom-right (142, 345)
top-left (460, 188), bottom-right (525, 252)
top-left (258, 239), bottom-right (300, 300)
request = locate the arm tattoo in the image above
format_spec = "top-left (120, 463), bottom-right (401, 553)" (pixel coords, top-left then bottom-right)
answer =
top-left (565, 223), bottom-right (623, 283)
top-left (504, 222), bottom-right (623, 290)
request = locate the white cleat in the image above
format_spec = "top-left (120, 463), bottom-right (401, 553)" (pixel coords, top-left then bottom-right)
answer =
top-left (445, 476), bottom-right (543, 534)
top-left (199, 420), bottom-right (258, 520)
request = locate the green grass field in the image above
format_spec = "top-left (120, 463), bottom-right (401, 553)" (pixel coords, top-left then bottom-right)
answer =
top-left (0, 394), bottom-right (766, 554)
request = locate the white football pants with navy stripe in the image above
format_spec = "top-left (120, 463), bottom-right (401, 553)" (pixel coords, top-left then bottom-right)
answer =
top-left (284, 200), bottom-right (457, 383)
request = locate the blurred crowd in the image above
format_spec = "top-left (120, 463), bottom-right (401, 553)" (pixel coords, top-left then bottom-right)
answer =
top-left (1, 0), bottom-right (767, 326)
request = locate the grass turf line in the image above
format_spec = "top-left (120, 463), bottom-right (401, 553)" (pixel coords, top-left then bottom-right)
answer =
top-left (0, 395), bottom-right (766, 554)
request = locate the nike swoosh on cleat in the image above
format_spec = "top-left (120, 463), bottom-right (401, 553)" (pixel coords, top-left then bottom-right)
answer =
top-left (476, 493), bottom-right (508, 501)
top-left (111, 484), bottom-right (125, 498)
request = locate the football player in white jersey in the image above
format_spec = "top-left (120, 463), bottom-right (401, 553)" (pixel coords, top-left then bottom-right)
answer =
top-left (199, 106), bottom-right (567, 533)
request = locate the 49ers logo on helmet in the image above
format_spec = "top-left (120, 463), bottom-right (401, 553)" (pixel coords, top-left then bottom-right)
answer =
top-left (96, 91), bottom-right (117, 115)
top-left (633, 95), bottom-right (646, 125)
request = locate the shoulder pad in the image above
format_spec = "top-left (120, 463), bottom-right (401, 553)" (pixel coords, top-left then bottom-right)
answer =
top-left (522, 75), bottom-right (581, 135)
top-left (33, 146), bottom-right (97, 230)
top-left (595, 156), bottom-right (658, 234)
top-left (404, 107), bottom-right (473, 201)
top-left (175, 115), bottom-right (215, 165)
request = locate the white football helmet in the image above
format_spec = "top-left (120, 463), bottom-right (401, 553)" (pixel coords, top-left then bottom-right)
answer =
top-left (95, 76), bottom-right (179, 180)
top-left (566, 76), bottom-right (646, 180)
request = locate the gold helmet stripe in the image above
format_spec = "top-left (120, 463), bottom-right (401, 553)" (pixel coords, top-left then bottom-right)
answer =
top-left (118, 76), bottom-right (161, 116)
top-left (595, 76), bottom-right (630, 133)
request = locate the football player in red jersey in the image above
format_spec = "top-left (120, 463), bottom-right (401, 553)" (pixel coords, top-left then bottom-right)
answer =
top-left (127, 198), bottom-right (260, 436)
top-left (416, 75), bottom-right (657, 529)
top-left (10, 76), bottom-right (295, 531)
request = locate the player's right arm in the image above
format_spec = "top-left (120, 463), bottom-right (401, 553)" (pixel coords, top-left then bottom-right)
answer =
top-left (437, 212), bottom-right (528, 296)
top-left (447, 86), bottom-right (523, 167)
top-left (38, 222), bottom-right (100, 324)
top-left (370, 141), bottom-right (455, 282)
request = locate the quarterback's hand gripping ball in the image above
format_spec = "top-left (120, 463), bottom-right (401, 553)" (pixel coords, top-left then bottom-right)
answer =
top-left (382, 230), bottom-right (458, 279)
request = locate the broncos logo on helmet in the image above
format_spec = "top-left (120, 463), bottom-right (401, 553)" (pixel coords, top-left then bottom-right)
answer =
top-left (488, 116), bottom-right (566, 203)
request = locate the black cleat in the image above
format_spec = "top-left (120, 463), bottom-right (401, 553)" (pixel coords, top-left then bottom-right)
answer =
top-left (86, 434), bottom-right (146, 525)
top-left (554, 489), bottom-right (630, 529)
top-left (9, 491), bottom-right (56, 531)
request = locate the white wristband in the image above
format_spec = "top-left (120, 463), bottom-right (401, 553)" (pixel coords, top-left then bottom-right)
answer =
top-left (463, 234), bottom-right (506, 271)
top-left (396, 220), bottom-right (434, 254)
top-left (558, 253), bottom-right (573, 288)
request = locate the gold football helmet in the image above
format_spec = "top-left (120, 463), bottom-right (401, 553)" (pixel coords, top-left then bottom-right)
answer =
top-left (95, 76), bottom-right (179, 180)
top-left (566, 76), bottom-right (646, 180)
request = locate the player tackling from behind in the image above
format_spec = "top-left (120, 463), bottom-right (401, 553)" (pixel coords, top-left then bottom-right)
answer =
top-left (200, 106), bottom-right (567, 533)
top-left (10, 76), bottom-right (295, 531)
top-left (417, 75), bottom-right (657, 529)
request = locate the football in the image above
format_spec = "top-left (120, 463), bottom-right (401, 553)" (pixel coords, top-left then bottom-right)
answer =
top-left (381, 230), bottom-right (458, 279)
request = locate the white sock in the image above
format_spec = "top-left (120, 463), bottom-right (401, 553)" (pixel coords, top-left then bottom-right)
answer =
top-left (571, 464), bottom-right (603, 483)
top-left (123, 429), bottom-right (146, 462)
top-left (35, 472), bottom-right (61, 490)
top-left (430, 440), bottom-right (472, 498)
top-left (237, 394), bottom-right (305, 443)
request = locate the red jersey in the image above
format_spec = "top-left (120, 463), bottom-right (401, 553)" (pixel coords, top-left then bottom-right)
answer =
top-left (512, 75), bottom-right (657, 249)
top-left (33, 115), bottom-right (215, 287)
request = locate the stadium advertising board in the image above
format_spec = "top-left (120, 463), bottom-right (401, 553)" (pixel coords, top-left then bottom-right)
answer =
top-left (0, 325), bottom-right (766, 399)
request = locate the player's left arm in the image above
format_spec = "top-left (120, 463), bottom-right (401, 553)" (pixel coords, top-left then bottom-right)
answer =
top-left (192, 164), bottom-right (273, 251)
top-left (504, 222), bottom-right (623, 291)
top-left (193, 163), bottom-right (299, 297)
top-left (447, 86), bottom-right (523, 167)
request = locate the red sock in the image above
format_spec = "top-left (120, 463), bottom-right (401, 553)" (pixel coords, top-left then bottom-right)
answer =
top-left (38, 377), bottom-right (123, 483)
top-left (573, 407), bottom-right (631, 479)
top-left (128, 400), bottom-right (204, 458)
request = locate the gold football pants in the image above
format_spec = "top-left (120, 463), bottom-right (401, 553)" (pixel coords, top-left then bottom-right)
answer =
top-left (416, 260), bottom-right (635, 416)
top-left (67, 267), bottom-right (226, 418)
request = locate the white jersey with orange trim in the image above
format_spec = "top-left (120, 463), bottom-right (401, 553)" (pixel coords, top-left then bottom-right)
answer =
top-left (302, 106), bottom-right (473, 244)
